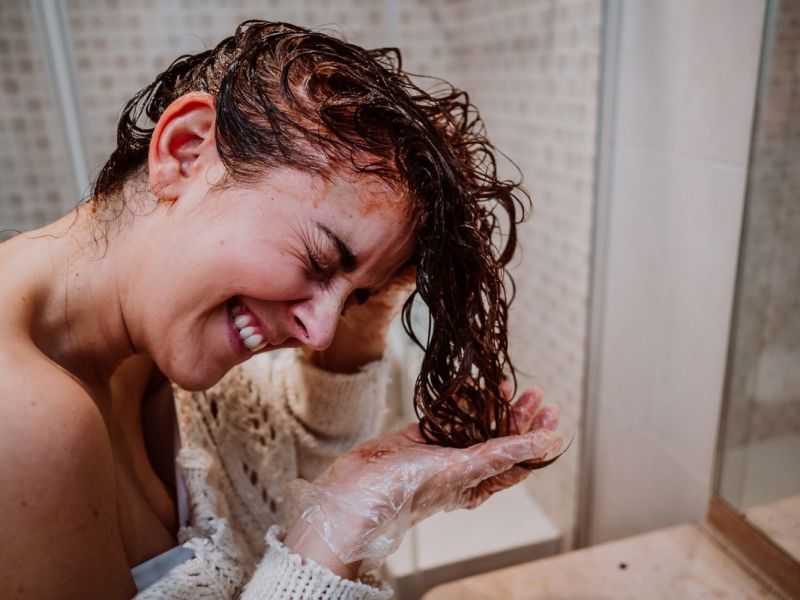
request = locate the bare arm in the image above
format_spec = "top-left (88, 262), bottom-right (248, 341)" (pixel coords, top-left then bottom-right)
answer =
top-left (0, 363), bottom-right (134, 599)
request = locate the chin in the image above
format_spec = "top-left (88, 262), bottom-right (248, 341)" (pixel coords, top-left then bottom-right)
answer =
top-left (164, 357), bottom-right (230, 392)
top-left (175, 376), bottom-right (217, 392)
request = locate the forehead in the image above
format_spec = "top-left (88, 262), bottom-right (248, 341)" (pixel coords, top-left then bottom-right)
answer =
top-left (265, 166), bottom-right (407, 214)
top-left (267, 167), bottom-right (415, 269)
top-left (320, 173), bottom-right (415, 272)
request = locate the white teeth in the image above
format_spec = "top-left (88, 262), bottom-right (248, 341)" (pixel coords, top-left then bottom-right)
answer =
top-left (231, 302), bottom-right (266, 352)
top-left (243, 333), bottom-right (264, 350)
top-left (238, 326), bottom-right (256, 339)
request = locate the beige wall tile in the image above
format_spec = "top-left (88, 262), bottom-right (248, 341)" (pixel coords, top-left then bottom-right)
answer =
top-left (589, 1), bottom-right (763, 544)
top-left (0, 2), bottom-right (76, 233)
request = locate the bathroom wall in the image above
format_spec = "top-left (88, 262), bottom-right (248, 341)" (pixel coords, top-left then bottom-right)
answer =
top-left (1, 0), bottom-right (387, 234)
top-left (0, 1), bottom-right (76, 235)
top-left (586, 0), bottom-right (766, 544)
top-left (718, 0), bottom-right (800, 511)
top-left (393, 0), bottom-right (602, 547)
top-left (64, 0), bottom-right (388, 178)
top-left (725, 0), bottom-right (800, 447)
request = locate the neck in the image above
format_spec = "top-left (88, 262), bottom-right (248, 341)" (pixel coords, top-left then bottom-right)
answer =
top-left (24, 204), bottom-right (139, 392)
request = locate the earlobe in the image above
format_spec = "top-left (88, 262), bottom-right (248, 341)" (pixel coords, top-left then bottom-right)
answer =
top-left (148, 92), bottom-right (216, 202)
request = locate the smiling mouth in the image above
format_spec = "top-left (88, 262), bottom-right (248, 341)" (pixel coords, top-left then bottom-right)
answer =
top-left (228, 298), bottom-right (268, 353)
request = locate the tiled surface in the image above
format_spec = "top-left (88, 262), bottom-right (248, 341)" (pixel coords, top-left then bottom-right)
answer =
top-left (591, 401), bottom-right (710, 542)
top-left (588, 1), bottom-right (764, 545)
top-left (612, 0), bottom-right (688, 154)
top-left (64, 0), bottom-right (388, 180)
top-left (746, 400), bottom-right (800, 442)
top-left (596, 148), bottom-right (747, 538)
top-left (1, 0), bottom-right (388, 232)
top-left (651, 155), bottom-right (748, 478)
top-left (677, 0), bottom-right (766, 163)
top-left (394, 0), bottom-right (602, 546)
top-left (716, 0), bottom-right (800, 516)
top-left (0, 2), bottom-right (76, 234)
top-left (727, 433), bottom-right (800, 511)
top-left (422, 523), bottom-right (781, 600)
top-left (614, 0), bottom-right (764, 164)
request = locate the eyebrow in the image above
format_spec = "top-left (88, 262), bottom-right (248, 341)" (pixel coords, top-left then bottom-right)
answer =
top-left (315, 222), bottom-right (357, 272)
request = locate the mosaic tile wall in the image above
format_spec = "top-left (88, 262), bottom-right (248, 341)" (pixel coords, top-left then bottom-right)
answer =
top-left (0, 2), bottom-right (76, 235)
top-left (64, 0), bottom-right (388, 178)
top-left (394, 0), bottom-right (602, 546)
top-left (724, 0), bottom-right (800, 447)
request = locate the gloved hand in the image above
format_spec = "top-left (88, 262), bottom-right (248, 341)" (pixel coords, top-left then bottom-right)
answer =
top-left (286, 387), bottom-right (564, 570)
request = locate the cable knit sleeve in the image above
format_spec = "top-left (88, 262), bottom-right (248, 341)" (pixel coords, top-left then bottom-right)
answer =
top-left (240, 526), bottom-right (392, 600)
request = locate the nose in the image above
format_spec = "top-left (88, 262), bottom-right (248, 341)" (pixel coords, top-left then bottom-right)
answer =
top-left (290, 289), bottom-right (344, 350)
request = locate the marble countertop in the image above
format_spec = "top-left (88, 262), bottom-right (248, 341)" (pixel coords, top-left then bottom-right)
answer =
top-left (422, 522), bottom-right (784, 599)
top-left (745, 494), bottom-right (800, 562)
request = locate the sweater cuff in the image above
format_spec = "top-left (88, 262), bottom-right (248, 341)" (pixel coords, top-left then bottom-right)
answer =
top-left (284, 349), bottom-right (391, 442)
top-left (241, 526), bottom-right (392, 600)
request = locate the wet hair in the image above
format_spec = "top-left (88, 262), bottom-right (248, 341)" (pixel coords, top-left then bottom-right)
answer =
top-left (92, 21), bottom-right (530, 448)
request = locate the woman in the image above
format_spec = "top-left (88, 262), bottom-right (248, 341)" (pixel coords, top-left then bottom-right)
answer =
top-left (0, 21), bottom-right (562, 599)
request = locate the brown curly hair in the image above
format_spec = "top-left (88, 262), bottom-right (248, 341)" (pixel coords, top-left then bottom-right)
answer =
top-left (92, 20), bottom-right (531, 448)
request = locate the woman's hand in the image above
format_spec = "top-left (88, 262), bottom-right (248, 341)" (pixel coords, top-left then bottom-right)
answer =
top-left (305, 265), bottom-right (416, 373)
top-left (284, 387), bottom-right (561, 573)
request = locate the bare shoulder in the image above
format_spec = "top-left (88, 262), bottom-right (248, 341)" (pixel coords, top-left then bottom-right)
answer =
top-left (0, 345), bottom-right (135, 599)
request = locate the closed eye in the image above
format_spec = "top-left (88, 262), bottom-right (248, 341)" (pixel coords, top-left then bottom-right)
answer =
top-left (340, 288), bottom-right (373, 316)
top-left (354, 289), bottom-right (371, 305)
top-left (305, 242), bottom-right (335, 282)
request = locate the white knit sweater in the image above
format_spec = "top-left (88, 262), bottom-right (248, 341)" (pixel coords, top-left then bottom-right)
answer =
top-left (134, 349), bottom-right (394, 599)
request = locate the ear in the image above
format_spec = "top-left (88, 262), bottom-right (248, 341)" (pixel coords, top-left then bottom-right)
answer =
top-left (148, 92), bottom-right (217, 202)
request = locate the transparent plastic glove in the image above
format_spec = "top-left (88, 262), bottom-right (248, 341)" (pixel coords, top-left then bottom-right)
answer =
top-left (286, 388), bottom-right (565, 570)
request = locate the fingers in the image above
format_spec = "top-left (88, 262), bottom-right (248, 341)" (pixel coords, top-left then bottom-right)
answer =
top-left (531, 403), bottom-right (560, 431)
top-left (459, 466), bottom-right (531, 510)
top-left (460, 428), bottom-right (561, 483)
top-left (499, 379), bottom-right (514, 400)
top-left (508, 386), bottom-right (560, 435)
top-left (483, 465), bottom-right (530, 492)
top-left (510, 388), bottom-right (543, 434)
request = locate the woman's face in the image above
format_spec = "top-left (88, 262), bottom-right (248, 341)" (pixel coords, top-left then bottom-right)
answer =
top-left (128, 163), bottom-right (415, 390)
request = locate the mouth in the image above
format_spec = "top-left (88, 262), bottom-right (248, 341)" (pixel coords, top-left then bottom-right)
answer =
top-left (227, 297), bottom-right (269, 354)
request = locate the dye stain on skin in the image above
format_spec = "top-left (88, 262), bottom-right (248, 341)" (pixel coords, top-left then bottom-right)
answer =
top-left (357, 445), bottom-right (396, 463)
top-left (357, 179), bottom-right (406, 217)
top-left (312, 178), bottom-right (330, 208)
